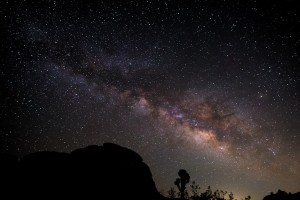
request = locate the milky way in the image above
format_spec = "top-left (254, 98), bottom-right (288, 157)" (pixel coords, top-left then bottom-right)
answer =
top-left (1, 1), bottom-right (299, 199)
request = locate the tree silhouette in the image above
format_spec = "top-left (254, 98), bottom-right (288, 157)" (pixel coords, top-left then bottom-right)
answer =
top-left (174, 169), bottom-right (190, 199)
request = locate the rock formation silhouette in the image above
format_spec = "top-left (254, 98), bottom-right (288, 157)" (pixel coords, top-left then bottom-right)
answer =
top-left (1, 143), bottom-right (166, 200)
top-left (262, 190), bottom-right (300, 200)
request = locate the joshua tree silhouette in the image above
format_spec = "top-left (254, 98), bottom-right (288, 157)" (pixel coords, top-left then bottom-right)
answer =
top-left (174, 169), bottom-right (190, 199)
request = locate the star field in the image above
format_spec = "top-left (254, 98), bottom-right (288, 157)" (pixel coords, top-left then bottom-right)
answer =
top-left (1, 1), bottom-right (299, 199)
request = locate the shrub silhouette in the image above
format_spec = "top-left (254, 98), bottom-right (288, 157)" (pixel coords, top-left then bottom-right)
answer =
top-left (200, 186), bottom-right (213, 200)
top-left (167, 187), bottom-right (177, 198)
top-left (213, 189), bottom-right (227, 200)
top-left (169, 177), bottom-right (255, 200)
top-left (190, 181), bottom-right (201, 199)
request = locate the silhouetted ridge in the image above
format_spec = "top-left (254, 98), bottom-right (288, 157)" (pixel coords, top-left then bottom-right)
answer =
top-left (262, 190), bottom-right (300, 200)
top-left (1, 143), bottom-right (165, 200)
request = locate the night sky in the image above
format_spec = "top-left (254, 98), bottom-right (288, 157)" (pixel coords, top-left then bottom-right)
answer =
top-left (1, 0), bottom-right (299, 199)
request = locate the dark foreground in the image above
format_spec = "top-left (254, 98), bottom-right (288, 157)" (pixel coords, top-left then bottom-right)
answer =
top-left (1, 143), bottom-right (166, 200)
top-left (1, 143), bottom-right (299, 200)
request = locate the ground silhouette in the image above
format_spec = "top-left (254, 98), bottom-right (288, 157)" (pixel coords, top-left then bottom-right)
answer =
top-left (262, 190), bottom-right (300, 200)
top-left (1, 144), bottom-right (299, 200)
top-left (1, 143), bottom-right (166, 200)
